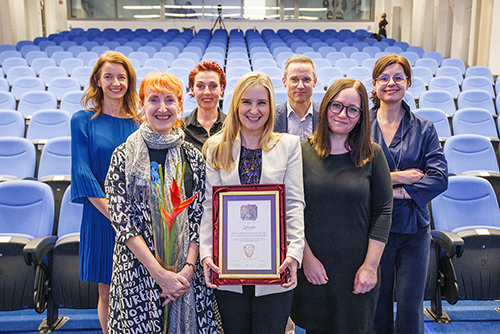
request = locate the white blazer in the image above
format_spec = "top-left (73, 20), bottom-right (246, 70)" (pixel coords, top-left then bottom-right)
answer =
top-left (200, 133), bottom-right (305, 296)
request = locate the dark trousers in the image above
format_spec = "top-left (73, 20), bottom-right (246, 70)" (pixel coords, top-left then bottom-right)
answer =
top-left (214, 286), bottom-right (293, 334)
top-left (373, 225), bottom-right (431, 334)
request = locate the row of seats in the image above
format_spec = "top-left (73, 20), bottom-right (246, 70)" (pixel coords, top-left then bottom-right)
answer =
top-left (0, 90), bottom-right (82, 116)
top-left (0, 181), bottom-right (97, 332)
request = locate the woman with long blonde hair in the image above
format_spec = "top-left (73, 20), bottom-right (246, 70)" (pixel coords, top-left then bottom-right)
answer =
top-left (200, 72), bottom-right (305, 333)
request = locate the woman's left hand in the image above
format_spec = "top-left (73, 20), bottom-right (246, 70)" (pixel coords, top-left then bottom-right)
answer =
top-left (278, 257), bottom-right (299, 288)
top-left (353, 263), bottom-right (377, 294)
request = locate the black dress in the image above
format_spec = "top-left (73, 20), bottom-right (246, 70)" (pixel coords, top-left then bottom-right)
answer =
top-left (379, 18), bottom-right (388, 37)
top-left (291, 141), bottom-right (392, 333)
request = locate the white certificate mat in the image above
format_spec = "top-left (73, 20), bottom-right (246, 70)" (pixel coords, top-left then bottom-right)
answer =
top-left (226, 200), bottom-right (272, 270)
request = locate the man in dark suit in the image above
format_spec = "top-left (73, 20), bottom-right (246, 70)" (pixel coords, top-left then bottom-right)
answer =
top-left (274, 54), bottom-right (320, 140)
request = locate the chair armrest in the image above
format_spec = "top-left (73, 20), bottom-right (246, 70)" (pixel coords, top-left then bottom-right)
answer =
top-left (431, 230), bottom-right (464, 258)
top-left (23, 236), bottom-right (57, 266)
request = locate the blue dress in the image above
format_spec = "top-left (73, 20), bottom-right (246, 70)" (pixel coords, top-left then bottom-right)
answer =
top-left (71, 109), bottom-right (138, 284)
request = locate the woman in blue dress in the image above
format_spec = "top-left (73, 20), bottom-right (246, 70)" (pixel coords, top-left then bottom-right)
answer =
top-left (71, 51), bottom-right (139, 334)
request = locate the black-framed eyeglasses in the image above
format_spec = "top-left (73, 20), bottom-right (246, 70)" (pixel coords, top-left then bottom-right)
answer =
top-left (328, 101), bottom-right (361, 119)
top-left (375, 73), bottom-right (408, 85)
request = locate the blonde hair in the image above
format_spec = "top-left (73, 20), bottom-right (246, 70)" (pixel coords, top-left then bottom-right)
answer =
top-left (139, 72), bottom-right (184, 129)
top-left (82, 51), bottom-right (138, 122)
top-left (203, 72), bottom-right (281, 172)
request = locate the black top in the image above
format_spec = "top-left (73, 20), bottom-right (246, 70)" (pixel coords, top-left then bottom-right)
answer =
top-left (291, 140), bottom-right (393, 331)
top-left (183, 107), bottom-right (226, 152)
top-left (379, 18), bottom-right (388, 37)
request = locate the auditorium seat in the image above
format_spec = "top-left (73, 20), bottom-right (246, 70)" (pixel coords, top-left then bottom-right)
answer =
top-left (400, 51), bottom-right (419, 66)
top-left (428, 77), bottom-right (460, 98)
top-left (47, 77), bottom-right (81, 100)
top-left (419, 90), bottom-right (456, 116)
top-left (24, 185), bottom-right (98, 333)
top-left (0, 91), bottom-right (16, 110)
top-left (406, 46), bottom-right (425, 57)
top-left (60, 91), bottom-right (84, 114)
top-left (415, 58), bottom-right (439, 75)
top-left (435, 66), bottom-right (464, 85)
top-left (0, 180), bottom-right (54, 311)
top-left (39, 66), bottom-right (68, 86)
top-left (441, 58), bottom-right (466, 75)
top-left (59, 58), bottom-right (85, 75)
top-left (0, 109), bottom-right (25, 138)
top-left (457, 90), bottom-right (496, 115)
top-left (2, 57), bottom-right (29, 74)
top-left (412, 66), bottom-right (433, 85)
top-left (0, 137), bottom-right (36, 180)
top-left (6, 66), bottom-right (36, 86)
top-left (465, 66), bottom-right (494, 84)
top-left (461, 76), bottom-right (495, 98)
top-left (11, 77), bottom-right (45, 100)
top-left (423, 51), bottom-right (444, 66)
top-left (431, 176), bottom-right (500, 302)
top-left (70, 66), bottom-right (92, 87)
top-left (444, 134), bottom-right (499, 174)
top-left (413, 108), bottom-right (451, 143)
top-left (17, 91), bottom-right (58, 118)
top-left (31, 57), bottom-right (57, 75)
top-left (346, 66), bottom-right (372, 81)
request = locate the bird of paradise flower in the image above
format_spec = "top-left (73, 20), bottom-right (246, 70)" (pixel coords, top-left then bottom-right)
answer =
top-left (152, 162), bottom-right (199, 333)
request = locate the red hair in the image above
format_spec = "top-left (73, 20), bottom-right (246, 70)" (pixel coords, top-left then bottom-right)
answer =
top-left (139, 72), bottom-right (183, 128)
top-left (188, 60), bottom-right (226, 95)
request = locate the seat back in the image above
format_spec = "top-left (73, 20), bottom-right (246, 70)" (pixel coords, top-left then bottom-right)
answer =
top-left (423, 51), bottom-right (443, 66)
top-left (457, 90), bottom-right (496, 115)
top-left (419, 90), bottom-right (456, 116)
top-left (26, 109), bottom-right (71, 141)
top-left (432, 176), bottom-right (500, 233)
top-left (6, 66), bottom-right (36, 86)
top-left (0, 91), bottom-right (16, 110)
top-left (0, 109), bottom-right (25, 138)
top-left (47, 77), bottom-right (82, 100)
top-left (428, 77), bottom-right (460, 98)
top-left (441, 58), bottom-right (466, 74)
top-left (465, 66), bottom-right (494, 84)
top-left (452, 108), bottom-right (498, 139)
top-left (39, 66), bottom-right (68, 86)
top-left (413, 108), bottom-right (451, 139)
top-left (443, 134), bottom-right (499, 174)
top-left (60, 91), bottom-right (85, 114)
top-left (31, 57), bottom-right (57, 75)
top-left (59, 58), bottom-right (85, 75)
top-left (17, 91), bottom-right (58, 117)
top-left (412, 66), bottom-right (433, 85)
top-left (0, 180), bottom-right (54, 238)
top-left (415, 58), bottom-right (439, 75)
top-left (2, 58), bottom-right (29, 74)
top-left (461, 77), bottom-right (495, 98)
top-left (11, 77), bottom-right (46, 100)
top-left (38, 136), bottom-right (71, 180)
top-left (435, 66), bottom-right (464, 85)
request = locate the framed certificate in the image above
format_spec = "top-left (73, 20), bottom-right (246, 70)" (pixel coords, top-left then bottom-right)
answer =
top-left (212, 184), bottom-right (287, 285)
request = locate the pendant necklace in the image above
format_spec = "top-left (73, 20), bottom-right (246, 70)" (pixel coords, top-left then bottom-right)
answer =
top-left (390, 113), bottom-right (404, 172)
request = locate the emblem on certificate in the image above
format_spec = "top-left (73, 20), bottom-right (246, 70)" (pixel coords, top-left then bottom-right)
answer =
top-left (212, 184), bottom-right (287, 285)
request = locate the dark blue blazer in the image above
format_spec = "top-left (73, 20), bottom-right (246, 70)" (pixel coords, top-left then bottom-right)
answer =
top-left (273, 102), bottom-right (320, 134)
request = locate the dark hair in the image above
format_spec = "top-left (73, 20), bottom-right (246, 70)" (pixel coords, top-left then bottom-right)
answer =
top-left (311, 78), bottom-right (374, 167)
top-left (188, 60), bottom-right (226, 96)
top-left (370, 53), bottom-right (412, 108)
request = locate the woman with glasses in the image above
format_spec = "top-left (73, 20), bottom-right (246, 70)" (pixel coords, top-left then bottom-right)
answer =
top-left (370, 54), bottom-right (447, 334)
top-left (290, 78), bottom-right (393, 333)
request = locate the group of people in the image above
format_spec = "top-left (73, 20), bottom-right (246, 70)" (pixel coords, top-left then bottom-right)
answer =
top-left (71, 49), bottom-right (447, 334)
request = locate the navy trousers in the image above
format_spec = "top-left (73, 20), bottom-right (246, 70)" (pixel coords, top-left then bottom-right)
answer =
top-left (373, 225), bottom-right (431, 334)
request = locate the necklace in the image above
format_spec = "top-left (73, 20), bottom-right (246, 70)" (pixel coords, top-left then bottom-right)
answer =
top-left (390, 114), bottom-right (404, 172)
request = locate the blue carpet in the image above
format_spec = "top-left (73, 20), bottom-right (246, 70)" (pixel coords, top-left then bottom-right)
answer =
top-left (1, 301), bottom-right (499, 333)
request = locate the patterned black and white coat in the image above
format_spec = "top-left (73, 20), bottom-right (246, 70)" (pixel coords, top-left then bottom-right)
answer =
top-left (105, 140), bottom-right (218, 334)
